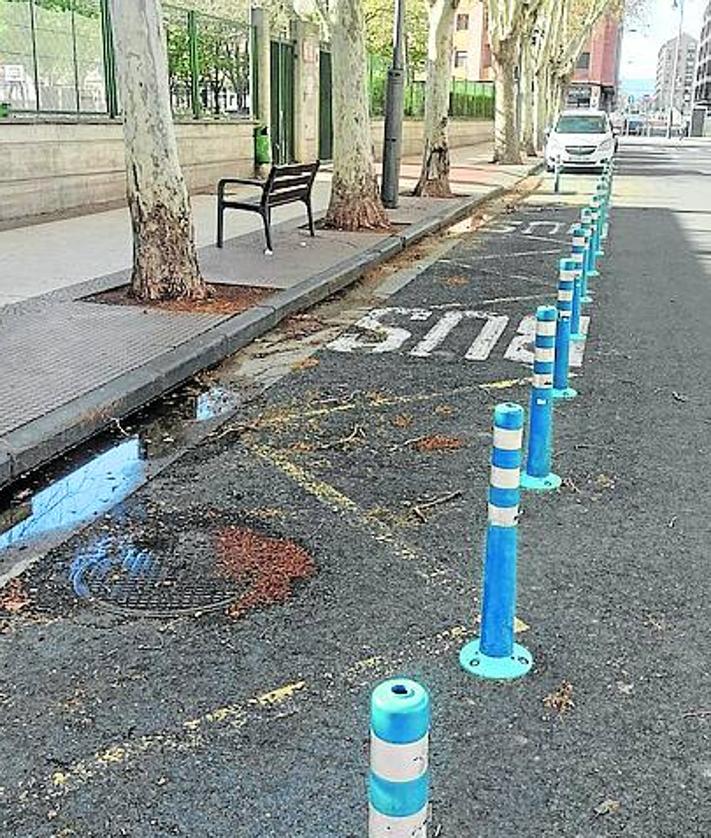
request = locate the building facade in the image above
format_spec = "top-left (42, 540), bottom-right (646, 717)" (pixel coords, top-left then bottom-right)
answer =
top-left (694, 2), bottom-right (711, 108)
top-left (655, 33), bottom-right (698, 115)
top-left (451, 0), bottom-right (492, 81)
top-left (567, 15), bottom-right (623, 111)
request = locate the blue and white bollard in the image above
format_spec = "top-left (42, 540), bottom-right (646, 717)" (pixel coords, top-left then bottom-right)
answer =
top-left (595, 184), bottom-right (609, 246)
top-left (554, 156), bottom-right (562, 193)
top-left (521, 306), bottom-right (561, 492)
top-left (572, 224), bottom-right (592, 305)
top-left (570, 249), bottom-right (584, 343)
top-left (583, 206), bottom-right (600, 279)
top-left (591, 195), bottom-right (604, 259)
top-left (552, 258), bottom-right (578, 401)
top-left (369, 678), bottom-right (430, 837)
top-left (459, 403), bottom-right (533, 680)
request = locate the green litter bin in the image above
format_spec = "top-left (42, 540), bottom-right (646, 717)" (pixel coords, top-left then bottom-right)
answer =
top-left (254, 124), bottom-right (271, 165)
top-left (0, 103), bottom-right (10, 119)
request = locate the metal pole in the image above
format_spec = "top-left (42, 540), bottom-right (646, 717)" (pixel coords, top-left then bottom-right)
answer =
top-left (188, 11), bottom-right (201, 120)
top-left (667, 0), bottom-right (685, 139)
top-left (381, 0), bottom-right (405, 208)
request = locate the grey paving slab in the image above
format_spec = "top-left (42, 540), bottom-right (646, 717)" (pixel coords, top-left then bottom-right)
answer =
top-left (0, 301), bottom-right (228, 437)
top-left (199, 222), bottom-right (389, 289)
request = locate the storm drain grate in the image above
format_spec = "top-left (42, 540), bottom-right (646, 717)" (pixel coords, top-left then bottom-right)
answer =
top-left (69, 512), bottom-right (315, 618)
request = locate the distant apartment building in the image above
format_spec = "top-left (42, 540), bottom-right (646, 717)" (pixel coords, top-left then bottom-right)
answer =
top-left (694, 1), bottom-right (711, 108)
top-left (451, 0), bottom-right (492, 81)
top-left (567, 15), bottom-right (623, 111)
top-left (655, 33), bottom-right (698, 115)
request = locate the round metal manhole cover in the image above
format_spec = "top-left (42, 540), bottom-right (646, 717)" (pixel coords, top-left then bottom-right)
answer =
top-left (69, 513), bottom-right (315, 618)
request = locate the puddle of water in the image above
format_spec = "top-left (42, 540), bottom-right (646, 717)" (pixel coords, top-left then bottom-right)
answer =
top-left (0, 384), bottom-right (242, 584)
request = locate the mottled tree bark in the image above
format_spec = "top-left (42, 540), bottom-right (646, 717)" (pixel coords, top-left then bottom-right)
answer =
top-left (491, 36), bottom-right (522, 164)
top-left (110, 0), bottom-right (206, 301)
top-left (325, 0), bottom-right (389, 230)
top-left (414, 0), bottom-right (459, 198)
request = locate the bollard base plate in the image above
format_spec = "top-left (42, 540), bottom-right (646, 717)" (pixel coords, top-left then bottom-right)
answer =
top-left (521, 471), bottom-right (562, 492)
top-left (552, 386), bottom-right (577, 401)
top-left (587, 269), bottom-right (600, 279)
top-left (582, 294), bottom-right (593, 303)
top-left (459, 639), bottom-right (533, 681)
top-left (570, 332), bottom-right (586, 342)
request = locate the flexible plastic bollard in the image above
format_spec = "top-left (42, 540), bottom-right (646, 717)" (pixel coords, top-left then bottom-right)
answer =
top-left (596, 183), bottom-right (609, 246)
top-left (580, 208), bottom-right (597, 283)
top-left (552, 258), bottom-right (578, 401)
top-left (570, 250), bottom-right (584, 342)
top-left (459, 403), bottom-right (533, 680)
top-left (369, 679), bottom-right (430, 837)
top-left (586, 203), bottom-right (601, 279)
top-left (572, 224), bottom-right (592, 305)
top-left (591, 195), bottom-right (604, 258)
top-left (521, 306), bottom-right (561, 492)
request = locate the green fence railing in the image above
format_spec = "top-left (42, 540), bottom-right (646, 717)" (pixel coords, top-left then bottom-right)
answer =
top-left (0, 0), bottom-right (252, 119)
top-left (368, 54), bottom-right (494, 121)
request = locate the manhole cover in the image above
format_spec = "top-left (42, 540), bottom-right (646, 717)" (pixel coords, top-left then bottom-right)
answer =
top-left (69, 512), bottom-right (315, 618)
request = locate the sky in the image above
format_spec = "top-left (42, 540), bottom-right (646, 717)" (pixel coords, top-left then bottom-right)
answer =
top-left (619, 0), bottom-right (708, 93)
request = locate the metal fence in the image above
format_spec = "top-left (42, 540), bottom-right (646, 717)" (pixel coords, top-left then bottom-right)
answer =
top-left (368, 54), bottom-right (495, 121)
top-left (0, 0), bottom-right (252, 119)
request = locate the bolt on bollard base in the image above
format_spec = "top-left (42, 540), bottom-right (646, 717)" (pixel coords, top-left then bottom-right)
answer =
top-left (459, 637), bottom-right (533, 680)
top-left (459, 403), bottom-right (533, 681)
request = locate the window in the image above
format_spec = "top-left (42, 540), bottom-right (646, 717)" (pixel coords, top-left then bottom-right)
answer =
top-left (454, 50), bottom-right (468, 68)
top-left (576, 51), bottom-right (591, 71)
top-left (456, 14), bottom-right (469, 31)
top-left (555, 114), bottom-right (608, 134)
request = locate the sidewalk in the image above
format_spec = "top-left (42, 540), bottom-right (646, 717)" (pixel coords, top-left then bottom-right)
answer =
top-left (0, 144), bottom-right (541, 488)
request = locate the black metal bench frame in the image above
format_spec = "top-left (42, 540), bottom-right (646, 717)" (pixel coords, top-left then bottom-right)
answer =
top-left (216, 161), bottom-right (320, 253)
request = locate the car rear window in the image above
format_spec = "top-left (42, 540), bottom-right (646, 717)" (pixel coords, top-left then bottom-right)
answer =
top-left (556, 115), bottom-right (607, 134)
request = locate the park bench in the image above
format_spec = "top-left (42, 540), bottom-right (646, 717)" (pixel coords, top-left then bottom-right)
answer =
top-left (216, 161), bottom-right (320, 254)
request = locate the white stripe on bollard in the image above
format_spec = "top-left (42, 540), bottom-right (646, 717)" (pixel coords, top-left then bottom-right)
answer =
top-left (490, 465), bottom-right (521, 489)
top-left (369, 805), bottom-right (428, 837)
top-left (493, 427), bottom-right (522, 450)
top-left (369, 733), bottom-right (429, 783)
top-left (487, 504), bottom-right (519, 527)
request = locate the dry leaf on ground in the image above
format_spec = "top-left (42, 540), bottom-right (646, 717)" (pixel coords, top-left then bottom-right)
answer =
top-left (0, 579), bottom-right (31, 614)
top-left (543, 680), bottom-right (575, 714)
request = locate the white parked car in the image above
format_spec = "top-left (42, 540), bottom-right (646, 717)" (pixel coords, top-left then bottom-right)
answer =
top-left (545, 110), bottom-right (616, 171)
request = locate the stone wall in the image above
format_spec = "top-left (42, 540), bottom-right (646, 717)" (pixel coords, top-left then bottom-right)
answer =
top-left (0, 120), bottom-right (255, 223)
top-left (0, 117), bottom-right (493, 224)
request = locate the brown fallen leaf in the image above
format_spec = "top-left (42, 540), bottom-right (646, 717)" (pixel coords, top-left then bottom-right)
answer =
top-left (413, 435), bottom-right (464, 453)
top-left (543, 680), bottom-right (575, 714)
top-left (594, 799), bottom-right (621, 817)
top-left (0, 579), bottom-right (31, 614)
top-left (392, 413), bottom-right (414, 429)
top-left (292, 356), bottom-right (320, 371)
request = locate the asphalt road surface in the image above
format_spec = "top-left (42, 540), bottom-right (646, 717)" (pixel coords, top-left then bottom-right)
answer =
top-left (1, 138), bottom-right (710, 837)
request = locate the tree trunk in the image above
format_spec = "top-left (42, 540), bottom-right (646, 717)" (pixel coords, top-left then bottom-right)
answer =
top-left (110, 0), bottom-right (206, 301)
top-left (533, 67), bottom-right (548, 152)
top-left (325, 0), bottom-right (389, 230)
top-left (414, 0), bottom-right (458, 198)
top-left (519, 36), bottom-right (536, 157)
top-left (491, 37), bottom-right (522, 165)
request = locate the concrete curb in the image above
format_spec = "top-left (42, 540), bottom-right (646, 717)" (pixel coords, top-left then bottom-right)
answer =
top-left (0, 162), bottom-right (542, 489)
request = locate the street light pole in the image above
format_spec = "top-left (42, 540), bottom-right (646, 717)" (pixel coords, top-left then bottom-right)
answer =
top-left (666, 0), bottom-right (685, 139)
top-left (381, 0), bottom-right (406, 208)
